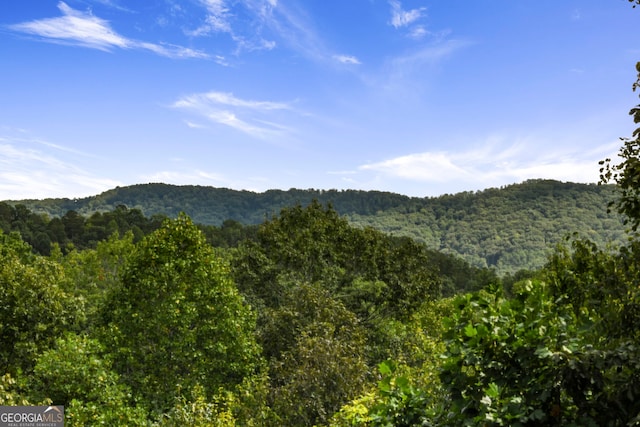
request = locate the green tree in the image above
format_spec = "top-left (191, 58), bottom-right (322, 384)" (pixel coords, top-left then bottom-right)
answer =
top-left (57, 231), bottom-right (135, 330)
top-left (0, 374), bottom-right (33, 406)
top-left (156, 384), bottom-right (237, 427)
top-left (440, 258), bottom-right (640, 426)
top-left (232, 201), bottom-right (441, 321)
top-left (0, 230), bottom-right (82, 375)
top-left (29, 333), bottom-right (148, 426)
top-left (600, 61), bottom-right (640, 230)
top-left (101, 214), bottom-right (262, 414)
top-left (440, 282), bottom-right (587, 425)
top-left (265, 284), bottom-right (369, 426)
top-left (328, 298), bottom-right (454, 427)
top-left (61, 210), bottom-right (86, 244)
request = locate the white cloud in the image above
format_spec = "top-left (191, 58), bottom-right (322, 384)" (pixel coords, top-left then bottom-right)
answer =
top-left (249, 0), bottom-right (324, 59)
top-left (390, 38), bottom-right (469, 69)
top-left (213, 55), bottom-right (230, 66)
top-left (175, 91), bottom-right (291, 111)
top-left (373, 38), bottom-right (471, 96)
top-left (8, 1), bottom-right (209, 59)
top-left (0, 135), bottom-right (120, 200)
top-left (408, 26), bottom-right (428, 39)
top-left (89, 0), bottom-right (134, 13)
top-left (232, 1), bottom-right (356, 64)
top-left (10, 2), bottom-right (128, 50)
top-left (360, 151), bottom-right (473, 182)
top-left (389, 0), bottom-right (426, 29)
top-left (359, 137), bottom-right (614, 191)
top-left (137, 41), bottom-right (209, 59)
top-left (189, 0), bottom-right (233, 35)
top-left (334, 54), bottom-right (361, 65)
top-left (171, 91), bottom-right (297, 140)
top-left (188, 0), bottom-right (277, 53)
top-left (184, 120), bottom-right (205, 129)
top-left (187, 1), bottom-right (367, 66)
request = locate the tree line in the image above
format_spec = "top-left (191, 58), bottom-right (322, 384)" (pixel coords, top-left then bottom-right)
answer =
top-left (1, 199), bottom-right (501, 425)
top-left (2, 189), bottom-right (639, 425)
top-left (2, 179), bottom-right (626, 275)
top-left (0, 202), bottom-right (260, 256)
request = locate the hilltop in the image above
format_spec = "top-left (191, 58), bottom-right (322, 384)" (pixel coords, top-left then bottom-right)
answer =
top-left (4, 179), bottom-right (625, 274)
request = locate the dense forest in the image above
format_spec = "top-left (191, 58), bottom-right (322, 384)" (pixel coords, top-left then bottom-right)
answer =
top-left (2, 168), bottom-right (640, 425)
top-left (0, 200), bottom-right (501, 425)
top-left (1, 186), bottom-right (639, 425)
top-left (5, 183), bottom-right (415, 224)
top-left (4, 179), bottom-right (626, 275)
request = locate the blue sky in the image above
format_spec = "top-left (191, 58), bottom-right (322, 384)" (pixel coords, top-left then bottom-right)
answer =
top-left (1, 1), bottom-right (638, 199)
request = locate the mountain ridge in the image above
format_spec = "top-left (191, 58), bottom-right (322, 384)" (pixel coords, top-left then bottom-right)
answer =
top-left (4, 179), bottom-right (625, 274)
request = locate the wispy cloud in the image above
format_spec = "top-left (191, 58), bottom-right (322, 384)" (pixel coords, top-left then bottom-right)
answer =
top-left (249, 0), bottom-right (325, 59)
top-left (333, 54), bottom-right (361, 65)
top-left (408, 26), bottom-right (429, 40)
top-left (389, 0), bottom-right (426, 28)
top-left (184, 120), bottom-right (206, 129)
top-left (388, 38), bottom-right (469, 71)
top-left (359, 136), bottom-right (615, 191)
top-left (171, 91), bottom-right (298, 140)
top-left (88, 0), bottom-right (135, 13)
top-left (183, 1), bottom-right (365, 67)
top-left (8, 1), bottom-right (209, 59)
top-left (189, 0), bottom-right (233, 35)
top-left (188, 0), bottom-right (277, 53)
top-left (372, 38), bottom-right (471, 97)
top-left (0, 133), bottom-right (120, 199)
top-left (264, 4), bottom-right (365, 66)
top-left (198, 0), bottom-right (358, 65)
top-left (388, 0), bottom-right (428, 39)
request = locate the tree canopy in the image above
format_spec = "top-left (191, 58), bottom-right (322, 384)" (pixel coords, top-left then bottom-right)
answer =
top-left (600, 61), bottom-right (640, 231)
top-left (100, 214), bottom-right (262, 414)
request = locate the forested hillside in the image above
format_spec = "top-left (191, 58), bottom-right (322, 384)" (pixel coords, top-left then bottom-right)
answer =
top-left (0, 202), bottom-right (501, 425)
top-left (4, 179), bottom-right (625, 274)
top-left (1, 192), bottom-right (639, 426)
top-left (6, 183), bottom-right (413, 224)
top-left (346, 180), bottom-right (626, 274)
